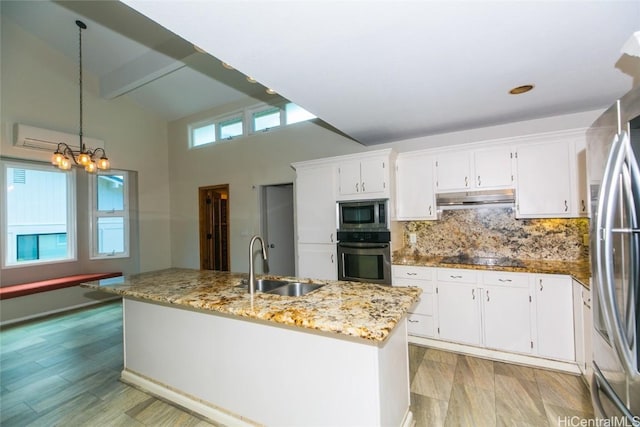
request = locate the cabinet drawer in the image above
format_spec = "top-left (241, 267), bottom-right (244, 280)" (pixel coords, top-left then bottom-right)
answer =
top-left (437, 268), bottom-right (477, 283)
top-left (407, 313), bottom-right (435, 338)
top-left (482, 271), bottom-right (529, 287)
top-left (392, 266), bottom-right (434, 281)
top-left (411, 291), bottom-right (435, 316)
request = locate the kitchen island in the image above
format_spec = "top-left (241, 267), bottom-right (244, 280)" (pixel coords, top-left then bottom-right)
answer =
top-left (82, 268), bottom-right (421, 427)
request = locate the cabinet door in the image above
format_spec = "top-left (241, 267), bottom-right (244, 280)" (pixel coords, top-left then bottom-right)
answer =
top-left (297, 243), bottom-right (337, 280)
top-left (337, 161), bottom-right (361, 196)
top-left (437, 283), bottom-right (481, 346)
top-left (407, 313), bottom-right (436, 338)
top-left (435, 152), bottom-right (471, 191)
top-left (516, 140), bottom-right (573, 217)
top-left (474, 146), bottom-right (513, 189)
top-left (296, 165), bottom-right (336, 244)
top-left (572, 281), bottom-right (585, 374)
top-left (483, 285), bottom-right (532, 354)
top-left (395, 154), bottom-right (436, 220)
top-left (534, 275), bottom-right (575, 361)
top-left (359, 158), bottom-right (387, 195)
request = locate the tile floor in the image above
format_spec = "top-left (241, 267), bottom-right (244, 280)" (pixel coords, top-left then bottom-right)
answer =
top-left (1, 301), bottom-right (594, 426)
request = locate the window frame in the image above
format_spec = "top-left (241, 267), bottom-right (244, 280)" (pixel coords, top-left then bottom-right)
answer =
top-left (88, 170), bottom-right (130, 259)
top-left (1, 159), bottom-right (78, 268)
top-left (249, 104), bottom-right (285, 134)
top-left (217, 112), bottom-right (245, 141)
top-left (189, 118), bottom-right (217, 148)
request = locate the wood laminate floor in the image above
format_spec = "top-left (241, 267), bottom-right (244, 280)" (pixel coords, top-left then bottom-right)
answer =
top-left (1, 301), bottom-right (593, 426)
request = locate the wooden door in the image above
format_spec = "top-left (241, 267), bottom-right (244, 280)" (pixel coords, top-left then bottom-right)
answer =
top-left (199, 185), bottom-right (229, 271)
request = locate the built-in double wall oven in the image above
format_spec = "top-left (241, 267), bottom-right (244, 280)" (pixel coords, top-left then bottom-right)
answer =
top-left (337, 200), bottom-right (391, 285)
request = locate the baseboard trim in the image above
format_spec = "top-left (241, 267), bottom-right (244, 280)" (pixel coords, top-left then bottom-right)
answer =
top-left (120, 369), bottom-right (259, 427)
top-left (0, 296), bottom-right (120, 327)
top-left (409, 335), bottom-right (581, 374)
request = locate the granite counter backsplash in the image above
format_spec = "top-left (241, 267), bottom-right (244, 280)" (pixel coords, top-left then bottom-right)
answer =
top-left (400, 207), bottom-right (589, 262)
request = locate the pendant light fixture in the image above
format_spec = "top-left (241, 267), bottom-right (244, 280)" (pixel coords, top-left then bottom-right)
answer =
top-left (52, 20), bottom-right (109, 173)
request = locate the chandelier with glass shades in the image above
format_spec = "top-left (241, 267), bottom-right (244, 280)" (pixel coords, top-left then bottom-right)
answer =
top-left (52, 20), bottom-right (110, 173)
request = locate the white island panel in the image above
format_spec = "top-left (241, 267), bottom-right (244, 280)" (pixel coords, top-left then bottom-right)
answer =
top-left (123, 298), bottom-right (411, 427)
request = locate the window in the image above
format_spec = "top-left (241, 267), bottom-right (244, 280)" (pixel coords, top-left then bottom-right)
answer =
top-left (252, 107), bottom-right (282, 132)
top-left (190, 121), bottom-right (216, 147)
top-left (89, 171), bottom-right (129, 258)
top-left (219, 116), bottom-right (243, 140)
top-left (188, 103), bottom-right (315, 148)
top-left (2, 161), bottom-right (77, 266)
top-left (286, 103), bottom-right (316, 125)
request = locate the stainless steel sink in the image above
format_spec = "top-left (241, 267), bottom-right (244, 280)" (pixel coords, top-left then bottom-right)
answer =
top-left (266, 282), bottom-right (324, 297)
top-left (237, 279), bottom-right (323, 296)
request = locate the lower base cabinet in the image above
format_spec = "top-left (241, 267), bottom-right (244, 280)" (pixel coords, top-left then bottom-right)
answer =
top-left (393, 265), bottom-right (577, 364)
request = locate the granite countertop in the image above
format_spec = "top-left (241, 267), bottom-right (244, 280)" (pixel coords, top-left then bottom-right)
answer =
top-left (81, 268), bottom-right (421, 343)
top-left (392, 249), bottom-right (591, 288)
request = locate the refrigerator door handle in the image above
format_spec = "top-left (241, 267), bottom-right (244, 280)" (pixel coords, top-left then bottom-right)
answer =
top-left (592, 363), bottom-right (637, 424)
top-left (601, 132), bottom-right (639, 377)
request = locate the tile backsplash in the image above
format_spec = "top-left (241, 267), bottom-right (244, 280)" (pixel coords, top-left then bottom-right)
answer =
top-left (399, 208), bottom-right (589, 261)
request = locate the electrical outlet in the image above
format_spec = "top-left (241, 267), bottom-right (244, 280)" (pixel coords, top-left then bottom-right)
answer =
top-left (409, 233), bottom-right (417, 244)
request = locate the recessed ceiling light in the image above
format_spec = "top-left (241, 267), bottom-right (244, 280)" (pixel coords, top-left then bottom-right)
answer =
top-left (509, 84), bottom-right (535, 95)
top-left (266, 88), bottom-right (277, 95)
top-left (193, 45), bottom-right (206, 54)
top-left (246, 76), bottom-right (257, 83)
top-left (221, 62), bottom-right (234, 70)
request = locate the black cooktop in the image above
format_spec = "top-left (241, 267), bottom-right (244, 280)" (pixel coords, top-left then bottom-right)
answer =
top-left (440, 255), bottom-right (526, 268)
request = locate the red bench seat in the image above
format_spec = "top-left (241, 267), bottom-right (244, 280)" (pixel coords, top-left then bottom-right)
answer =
top-left (0, 272), bottom-right (122, 300)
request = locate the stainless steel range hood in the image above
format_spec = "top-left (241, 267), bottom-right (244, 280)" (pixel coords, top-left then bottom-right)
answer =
top-left (436, 188), bottom-right (516, 209)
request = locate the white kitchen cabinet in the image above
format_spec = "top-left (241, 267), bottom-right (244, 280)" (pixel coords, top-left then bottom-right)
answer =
top-left (533, 274), bottom-right (575, 361)
top-left (336, 150), bottom-right (394, 200)
top-left (473, 146), bottom-right (514, 189)
top-left (395, 153), bottom-right (436, 220)
top-left (436, 269), bottom-right (482, 346)
top-left (294, 163), bottom-right (336, 244)
top-left (515, 138), bottom-right (575, 218)
top-left (435, 152), bottom-right (472, 191)
top-left (435, 146), bottom-right (513, 192)
top-left (482, 282), bottom-right (532, 354)
top-left (297, 243), bottom-right (337, 280)
top-left (573, 279), bottom-right (592, 377)
top-left (392, 265), bottom-right (437, 338)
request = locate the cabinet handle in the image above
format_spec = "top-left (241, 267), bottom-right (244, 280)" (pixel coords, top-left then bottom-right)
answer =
top-left (564, 200), bottom-right (568, 212)
top-left (331, 254), bottom-right (334, 263)
top-left (362, 182), bottom-right (366, 192)
top-left (330, 233), bottom-right (334, 243)
top-left (406, 272), bottom-right (417, 276)
top-left (486, 290), bottom-right (490, 302)
top-left (450, 275), bottom-right (463, 279)
top-left (472, 289), bottom-right (476, 300)
top-left (498, 278), bottom-right (512, 282)
top-left (539, 279), bottom-right (543, 291)
top-left (429, 205), bottom-right (432, 216)
top-left (407, 319), bottom-right (419, 323)
top-left (464, 176), bottom-right (469, 187)
top-left (477, 175), bottom-right (481, 187)
top-left (581, 200), bottom-right (586, 212)
top-left (408, 285), bottom-right (418, 288)
top-left (355, 183), bottom-right (359, 192)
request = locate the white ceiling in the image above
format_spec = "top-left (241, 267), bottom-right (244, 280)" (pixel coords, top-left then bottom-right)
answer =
top-left (3, 1), bottom-right (640, 146)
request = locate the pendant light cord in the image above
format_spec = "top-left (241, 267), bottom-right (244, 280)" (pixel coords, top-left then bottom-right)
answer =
top-left (77, 20), bottom-right (85, 152)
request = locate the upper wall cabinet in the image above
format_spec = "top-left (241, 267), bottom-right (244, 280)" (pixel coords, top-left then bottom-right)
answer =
top-left (395, 152), bottom-right (436, 220)
top-left (336, 149), bottom-right (396, 201)
top-left (514, 130), bottom-right (586, 218)
top-left (293, 162), bottom-right (337, 244)
top-left (435, 146), bottom-right (514, 192)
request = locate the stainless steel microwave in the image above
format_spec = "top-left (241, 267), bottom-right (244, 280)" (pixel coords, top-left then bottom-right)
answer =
top-left (338, 199), bottom-right (388, 231)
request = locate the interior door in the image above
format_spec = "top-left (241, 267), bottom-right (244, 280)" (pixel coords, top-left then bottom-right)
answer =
top-left (199, 185), bottom-right (229, 271)
top-left (262, 184), bottom-right (295, 276)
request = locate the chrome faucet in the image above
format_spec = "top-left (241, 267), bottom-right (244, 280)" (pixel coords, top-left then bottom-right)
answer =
top-left (248, 235), bottom-right (268, 300)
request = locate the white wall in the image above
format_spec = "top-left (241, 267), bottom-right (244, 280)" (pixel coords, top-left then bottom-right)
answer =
top-left (0, 16), bottom-right (172, 283)
top-left (168, 98), bottom-right (604, 273)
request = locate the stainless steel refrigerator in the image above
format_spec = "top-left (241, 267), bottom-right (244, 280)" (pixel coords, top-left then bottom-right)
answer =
top-left (588, 86), bottom-right (639, 424)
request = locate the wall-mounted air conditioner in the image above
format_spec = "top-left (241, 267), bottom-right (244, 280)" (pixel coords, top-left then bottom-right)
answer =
top-left (13, 123), bottom-right (104, 152)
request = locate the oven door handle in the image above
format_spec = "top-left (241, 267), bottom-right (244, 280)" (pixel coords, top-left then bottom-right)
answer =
top-left (338, 243), bottom-right (390, 249)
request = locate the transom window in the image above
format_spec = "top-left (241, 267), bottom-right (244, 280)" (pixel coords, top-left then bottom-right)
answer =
top-left (189, 102), bottom-right (315, 148)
